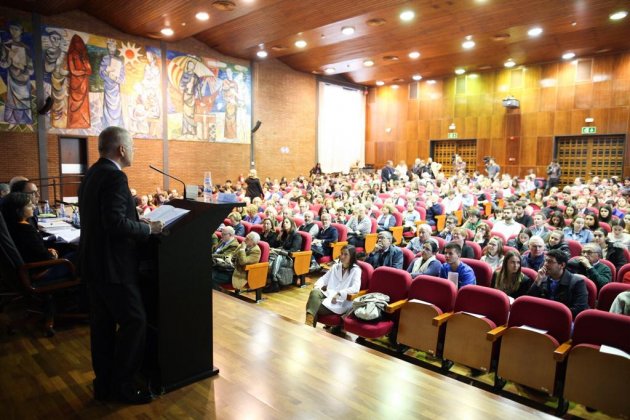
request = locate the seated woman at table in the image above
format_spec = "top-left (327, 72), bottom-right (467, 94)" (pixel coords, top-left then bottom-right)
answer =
top-left (305, 245), bottom-right (361, 329)
top-left (0, 192), bottom-right (72, 283)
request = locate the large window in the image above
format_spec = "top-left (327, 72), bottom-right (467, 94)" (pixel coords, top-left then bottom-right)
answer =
top-left (317, 82), bottom-right (365, 173)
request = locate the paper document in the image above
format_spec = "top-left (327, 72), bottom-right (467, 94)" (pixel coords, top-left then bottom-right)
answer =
top-left (408, 299), bottom-right (433, 306)
top-left (461, 311), bottom-right (485, 318)
top-left (600, 344), bottom-right (630, 359)
top-left (145, 205), bottom-right (190, 227)
top-left (518, 325), bottom-right (548, 335)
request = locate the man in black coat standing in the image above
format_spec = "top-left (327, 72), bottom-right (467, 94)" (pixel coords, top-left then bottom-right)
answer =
top-left (78, 126), bottom-right (163, 404)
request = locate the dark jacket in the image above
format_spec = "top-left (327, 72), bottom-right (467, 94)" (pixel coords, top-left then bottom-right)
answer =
top-left (527, 269), bottom-right (589, 318)
top-left (366, 245), bottom-right (403, 269)
top-left (245, 177), bottom-right (264, 200)
top-left (491, 272), bottom-right (532, 299)
top-left (78, 158), bottom-right (150, 284)
top-left (9, 222), bottom-right (54, 263)
top-left (277, 230), bottom-right (302, 253)
top-left (315, 226), bottom-right (339, 257)
top-left (603, 240), bottom-right (627, 270)
top-left (260, 230), bottom-right (277, 247)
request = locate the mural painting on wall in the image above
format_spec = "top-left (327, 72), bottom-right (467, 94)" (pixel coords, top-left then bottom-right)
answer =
top-left (166, 50), bottom-right (251, 143)
top-left (41, 26), bottom-right (162, 138)
top-left (0, 17), bottom-right (36, 132)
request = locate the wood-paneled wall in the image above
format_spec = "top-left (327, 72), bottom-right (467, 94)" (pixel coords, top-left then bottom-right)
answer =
top-left (366, 52), bottom-right (630, 178)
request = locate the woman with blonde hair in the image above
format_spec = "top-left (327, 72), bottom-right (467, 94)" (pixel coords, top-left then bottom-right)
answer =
top-left (245, 168), bottom-right (264, 200)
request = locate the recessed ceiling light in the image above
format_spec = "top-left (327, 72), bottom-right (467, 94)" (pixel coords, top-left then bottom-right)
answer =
top-left (295, 40), bottom-right (307, 48)
top-left (412, 74), bottom-right (422, 81)
top-left (427, 80), bottom-right (436, 84)
top-left (504, 59), bottom-right (516, 68)
top-left (341, 26), bottom-right (355, 35)
top-left (363, 59), bottom-right (375, 67)
top-left (256, 50), bottom-right (268, 58)
top-left (528, 27), bottom-right (543, 37)
top-left (408, 51), bottom-right (421, 59)
top-left (468, 73), bottom-right (479, 79)
top-left (161, 27), bottom-right (174, 36)
top-left (391, 84), bottom-right (400, 89)
top-left (376, 80), bottom-right (385, 86)
top-left (195, 11), bottom-right (210, 21)
top-left (400, 10), bottom-right (415, 21)
top-left (323, 67), bottom-right (335, 74)
top-left (455, 68), bottom-right (466, 75)
top-left (609, 11), bottom-right (628, 20)
top-left (462, 35), bottom-right (475, 49)
top-left (562, 52), bottom-right (576, 60)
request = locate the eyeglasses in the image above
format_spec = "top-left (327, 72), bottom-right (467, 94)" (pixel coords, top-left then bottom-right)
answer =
top-left (593, 233), bottom-right (604, 237)
top-left (25, 190), bottom-right (39, 196)
top-left (581, 250), bottom-right (594, 255)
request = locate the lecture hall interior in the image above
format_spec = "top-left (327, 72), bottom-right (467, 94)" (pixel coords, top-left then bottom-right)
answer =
top-left (0, 0), bottom-right (629, 418)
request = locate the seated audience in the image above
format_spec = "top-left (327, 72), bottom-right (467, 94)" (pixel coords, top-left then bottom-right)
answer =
top-left (592, 227), bottom-right (627, 270)
top-left (305, 245), bottom-right (361, 329)
top-left (264, 217), bottom-right (303, 293)
top-left (407, 239), bottom-right (441, 278)
top-left (597, 205), bottom-right (613, 224)
top-left (610, 291), bottom-right (630, 315)
top-left (231, 232), bottom-right (262, 291)
top-left (547, 211), bottom-right (566, 230)
top-left (527, 249), bottom-right (589, 318)
top-left (259, 217), bottom-right (278, 246)
top-left (366, 231), bottom-right (403, 269)
top-left (583, 212), bottom-right (599, 231)
top-left (311, 213), bottom-right (338, 259)
top-left (450, 227), bottom-right (475, 258)
top-left (472, 222), bottom-right (491, 249)
top-left (243, 205), bottom-right (262, 224)
top-left (542, 195), bottom-right (561, 219)
top-left (491, 250), bottom-right (532, 299)
top-left (480, 236), bottom-right (504, 271)
top-left (563, 216), bottom-right (593, 244)
top-left (424, 194), bottom-right (443, 226)
top-left (521, 235), bottom-right (546, 271)
top-left (211, 226), bottom-right (241, 288)
top-left (401, 201), bottom-right (421, 234)
top-left (567, 243), bottom-right (611, 291)
top-left (439, 243), bottom-right (476, 289)
top-left (507, 228), bottom-right (532, 254)
top-left (376, 204), bottom-right (396, 233)
top-left (546, 230), bottom-right (571, 258)
top-left (513, 202), bottom-right (533, 227)
top-left (298, 211), bottom-right (320, 237)
top-left (437, 215), bottom-right (459, 242)
top-left (228, 212), bottom-right (246, 237)
top-left (529, 213), bottom-right (550, 239)
top-left (608, 219), bottom-right (630, 248)
top-left (345, 204), bottom-right (372, 248)
top-left (491, 206), bottom-right (523, 239)
top-left (406, 223), bottom-right (433, 254)
top-left (461, 208), bottom-right (482, 231)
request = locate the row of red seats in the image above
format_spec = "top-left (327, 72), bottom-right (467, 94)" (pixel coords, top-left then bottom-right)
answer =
top-left (319, 266), bottom-right (629, 417)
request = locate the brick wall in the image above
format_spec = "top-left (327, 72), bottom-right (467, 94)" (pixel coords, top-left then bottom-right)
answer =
top-left (0, 7), bottom-right (318, 196)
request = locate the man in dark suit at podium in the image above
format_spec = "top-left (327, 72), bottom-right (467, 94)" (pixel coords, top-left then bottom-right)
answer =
top-left (78, 126), bottom-right (163, 404)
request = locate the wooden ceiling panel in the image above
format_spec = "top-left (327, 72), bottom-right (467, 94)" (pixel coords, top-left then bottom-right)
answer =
top-left (1, 0), bottom-right (627, 86)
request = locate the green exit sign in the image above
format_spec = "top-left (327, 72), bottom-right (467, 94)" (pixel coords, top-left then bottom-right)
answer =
top-left (582, 126), bottom-right (597, 134)
top-left (447, 132), bottom-right (458, 139)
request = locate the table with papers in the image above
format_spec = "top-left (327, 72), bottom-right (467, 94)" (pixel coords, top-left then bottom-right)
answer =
top-left (38, 218), bottom-right (80, 244)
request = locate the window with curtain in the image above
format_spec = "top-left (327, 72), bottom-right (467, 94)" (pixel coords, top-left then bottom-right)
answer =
top-left (317, 82), bottom-right (365, 173)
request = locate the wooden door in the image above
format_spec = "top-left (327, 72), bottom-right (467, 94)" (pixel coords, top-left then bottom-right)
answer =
top-left (59, 137), bottom-right (87, 202)
top-left (555, 135), bottom-right (625, 185)
top-left (430, 139), bottom-right (477, 176)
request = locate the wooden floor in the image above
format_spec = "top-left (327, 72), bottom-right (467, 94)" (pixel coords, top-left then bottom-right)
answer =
top-left (0, 280), bottom-right (610, 419)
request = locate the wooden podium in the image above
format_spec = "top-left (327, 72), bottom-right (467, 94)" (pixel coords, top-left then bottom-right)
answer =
top-left (141, 199), bottom-right (241, 393)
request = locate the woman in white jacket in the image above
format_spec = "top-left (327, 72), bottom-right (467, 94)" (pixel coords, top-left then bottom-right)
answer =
top-left (305, 245), bottom-right (362, 327)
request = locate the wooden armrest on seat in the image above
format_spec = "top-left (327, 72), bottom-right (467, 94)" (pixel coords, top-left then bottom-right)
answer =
top-left (364, 233), bottom-right (378, 254)
top-left (330, 241), bottom-right (348, 260)
top-left (553, 340), bottom-right (572, 362)
top-left (385, 298), bottom-right (408, 314)
top-left (486, 325), bottom-right (508, 342)
top-left (244, 261), bottom-right (269, 290)
top-left (291, 250), bottom-right (313, 276)
top-left (432, 311), bottom-right (454, 327)
top-left (389, 226), bottom-right (403, 245)
top-left (18, 258), bottom-right (79, 292)
top-left (435, 215), bottom-right (446, 232)
top-left (347, 289), bottom-right (367, 301)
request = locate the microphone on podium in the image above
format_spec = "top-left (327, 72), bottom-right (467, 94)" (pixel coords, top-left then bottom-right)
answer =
top-left (149, 165), bottom-right (195, 200)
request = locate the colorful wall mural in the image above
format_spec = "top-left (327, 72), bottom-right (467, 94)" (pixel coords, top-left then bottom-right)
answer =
top-left (166, 50), bottom-right (251, 143)
top-left (0, 17), bottom-right (36, 132)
